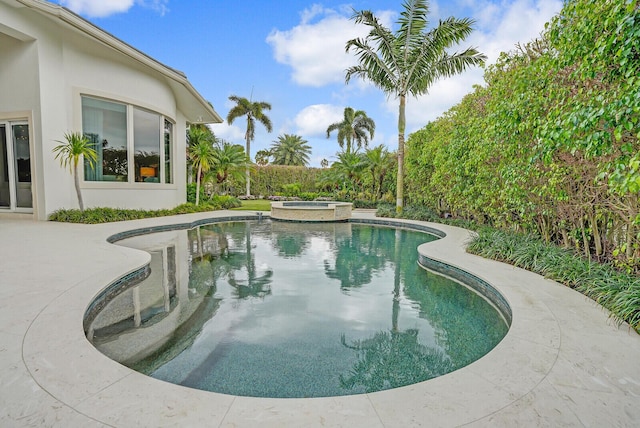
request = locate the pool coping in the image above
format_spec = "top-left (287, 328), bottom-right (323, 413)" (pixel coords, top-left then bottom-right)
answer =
top-left (3, 210), bottom-right (640, 426)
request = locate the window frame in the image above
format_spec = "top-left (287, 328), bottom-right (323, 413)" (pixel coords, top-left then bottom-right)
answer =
top-left (79, 94), bottom-right (175, 187)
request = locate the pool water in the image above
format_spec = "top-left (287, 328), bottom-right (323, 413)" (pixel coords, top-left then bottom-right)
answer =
top-left (87, 221), bottom-right (508, 398)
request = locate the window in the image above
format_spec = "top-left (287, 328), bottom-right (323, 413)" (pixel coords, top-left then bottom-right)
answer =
top-left (82, 97), bottom-right (128, 182)
top-left (164, 120), bottom-right (173, 184)
top-left (134, 108), bottom-right (160, 183)
top-left (81, 96), bottom-right (174, 184)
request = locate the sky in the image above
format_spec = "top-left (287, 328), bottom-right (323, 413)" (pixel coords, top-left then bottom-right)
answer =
top-left (54, 0), bottom-right (562, 167)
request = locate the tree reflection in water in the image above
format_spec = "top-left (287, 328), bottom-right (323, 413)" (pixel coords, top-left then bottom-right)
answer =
top-left (339, 329), bottom-right (454, 392)
top-left (188, 223), bottom-right (273, 300)
top-left (324, 226), bottom-right (393, 289)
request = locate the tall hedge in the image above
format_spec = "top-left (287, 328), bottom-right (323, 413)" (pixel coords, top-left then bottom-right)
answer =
top-left (236, 165), bottom-right (322, 196)
top-left (405, 0), bottom-right (640, 270)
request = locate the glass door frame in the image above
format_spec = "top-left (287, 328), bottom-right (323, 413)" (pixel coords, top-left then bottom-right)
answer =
top-left (0, 119), bottom-right (33, 213)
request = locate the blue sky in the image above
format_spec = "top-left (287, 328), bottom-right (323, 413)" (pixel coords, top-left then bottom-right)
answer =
top-left (55, 0), bottom-right (562, 166)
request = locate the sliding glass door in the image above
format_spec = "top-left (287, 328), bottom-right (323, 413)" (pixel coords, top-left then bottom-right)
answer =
top-left (0, 122), bottom-right (32, 212)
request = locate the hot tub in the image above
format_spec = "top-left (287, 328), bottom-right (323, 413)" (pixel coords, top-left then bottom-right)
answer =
top-left (270, 201), bottom-right (352, 222)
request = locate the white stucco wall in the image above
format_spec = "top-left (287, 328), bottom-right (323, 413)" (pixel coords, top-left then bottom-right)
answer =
top-left (0, 1), bottom-right (190, 220)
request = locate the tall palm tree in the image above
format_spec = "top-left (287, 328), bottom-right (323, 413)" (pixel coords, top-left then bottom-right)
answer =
top-left (326, 107), bottom-right (375, 154)
top-left (187, 126), bottom-right (217, 205)
top-left (270, 134), bottom-right (312, 166)
top-left (52, 132), bottom-right (97, 212)
top-left (226, 95), bottom-right (273, 196)
top-left (346, 0), bottom-right (486, 211)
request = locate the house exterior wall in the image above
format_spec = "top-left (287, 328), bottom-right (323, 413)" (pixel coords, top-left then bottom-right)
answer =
top-left (0, 2), bottom-right (192, 220)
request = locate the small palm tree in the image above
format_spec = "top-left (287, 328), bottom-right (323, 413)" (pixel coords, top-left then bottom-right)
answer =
top-left (365, 145), bottom-right (395, 199)
top-left (52, 132), bottom-right (97, 212)
top-left (346, 0), bottom-right (486, 211)
top-left (255, 149), bottom-right (272, 166)
top-left (187, 127), bottom-right (217, 205)
top-left (270, 134), bottom-right (312, 166)
top-left (206, 142), bottom-right (249, 194)
top-left (326, 107), bottom-right (375, 154)
top-left (227, 95), bottom-right (273, 196)
top-left (332, 151), bottom-right (368, 193)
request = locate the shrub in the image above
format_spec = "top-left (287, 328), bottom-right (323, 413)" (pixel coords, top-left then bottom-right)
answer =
top-left (210, 195), bottom-right (241, 209)
top-left (352, 199), bottom-right (378, 209)
top-left (282, 182), bottom-right (302, 197)
top-left (48, 201), bottom-right (229, 224)
top-left (186, 183), bottom-right (206, 204)
top-left (467, 227), bottom-right (640, 332)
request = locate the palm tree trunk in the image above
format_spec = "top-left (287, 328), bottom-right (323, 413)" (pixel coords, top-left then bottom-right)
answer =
top-left (396, 95), bottom-right (406, 213)
top-left (245, 133), bottom-right (251, 197)
top-left (392, 229), bottom-right (402, 332)
top-left (73, 161), bottom-right (85, 212)
top-left (195, 165), bottom-right (202, 206)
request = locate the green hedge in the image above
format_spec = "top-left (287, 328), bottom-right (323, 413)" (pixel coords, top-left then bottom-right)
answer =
top-left (49, 196), bottom-right (240, 224)
top-left (249, 165), bottom-right (323, 196)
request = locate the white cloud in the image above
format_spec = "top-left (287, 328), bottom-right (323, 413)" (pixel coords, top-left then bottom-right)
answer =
top-left (59, 0), bottom-right (134, 17)
top-left (208, 122), bottom-right (245, 144)
top-left (381, 0), bottom-right (562, 131)
top-left (466, 0), bottom-right (563, 64)
top-left (266, 6), bottom-right (395, 88)
top-left (266, 9), bottom-right (358, 87)
top-left (58, 0), bottom-right (168, 18)
top-left (293, 104), bottom-right (344, 137)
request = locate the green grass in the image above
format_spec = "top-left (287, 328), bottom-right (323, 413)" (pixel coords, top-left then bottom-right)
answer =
top-left (232, 199), bottom-right (271, 211)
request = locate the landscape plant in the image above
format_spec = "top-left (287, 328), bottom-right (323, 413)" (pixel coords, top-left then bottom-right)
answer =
top-left (48, 196), bottom-right (240, 224)
top-left (345, 0), bottom-right (486, 212)
top-left (187, 126), bottom-right (217, 206)
top-left (227, 95), bottom-right (273, 196)
top-left (326, 107), bottom-right (375, 154)
top-left (52, 131), bottom-right (97, 212)
top-left (270, 134), bottom-right (311, 166)
top-left (205, 141), bottom-right (248, 195)
top-left (403, 0), bottom-right (640, 269)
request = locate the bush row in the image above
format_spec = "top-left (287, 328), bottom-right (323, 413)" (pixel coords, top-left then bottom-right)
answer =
top-left (49, 196), bottom-right (240, 224)
top-left (467, 228), bottom-right (640, 333)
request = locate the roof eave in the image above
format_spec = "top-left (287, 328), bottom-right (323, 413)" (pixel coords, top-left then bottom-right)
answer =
top-left (13, 0), bottom-right (222, 124)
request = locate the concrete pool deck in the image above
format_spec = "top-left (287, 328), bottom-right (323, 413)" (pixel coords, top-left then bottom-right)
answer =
top-left (1, 210), bottom-right (639, 427)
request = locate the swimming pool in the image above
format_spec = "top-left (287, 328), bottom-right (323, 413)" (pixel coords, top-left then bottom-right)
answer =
top-left (86, 220), bottom-right (509, 398)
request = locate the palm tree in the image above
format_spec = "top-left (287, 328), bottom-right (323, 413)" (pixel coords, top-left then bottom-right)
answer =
top-left (326, 107), bottom-right (375, 154)
top-left (186, 124), bottom-right (215, 184)
top-left (332, 151), bottom-right (368, 193)
top-left (346, 0), bottom-right (486, 211)
top-left (206, 142), bottom-right (249, 195)
top-left (365, 145), bottom-right (394, 199)
top-left (187, 126), bottom-right (217, 205)
top-left (270, 134), bottom-right (312, 166)
top-left (255, 149), bottom-right (272, 166)
top-left (52, 132), bottom-right (97, 212)
top-left (226, 95), bottom-right (273, 196)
